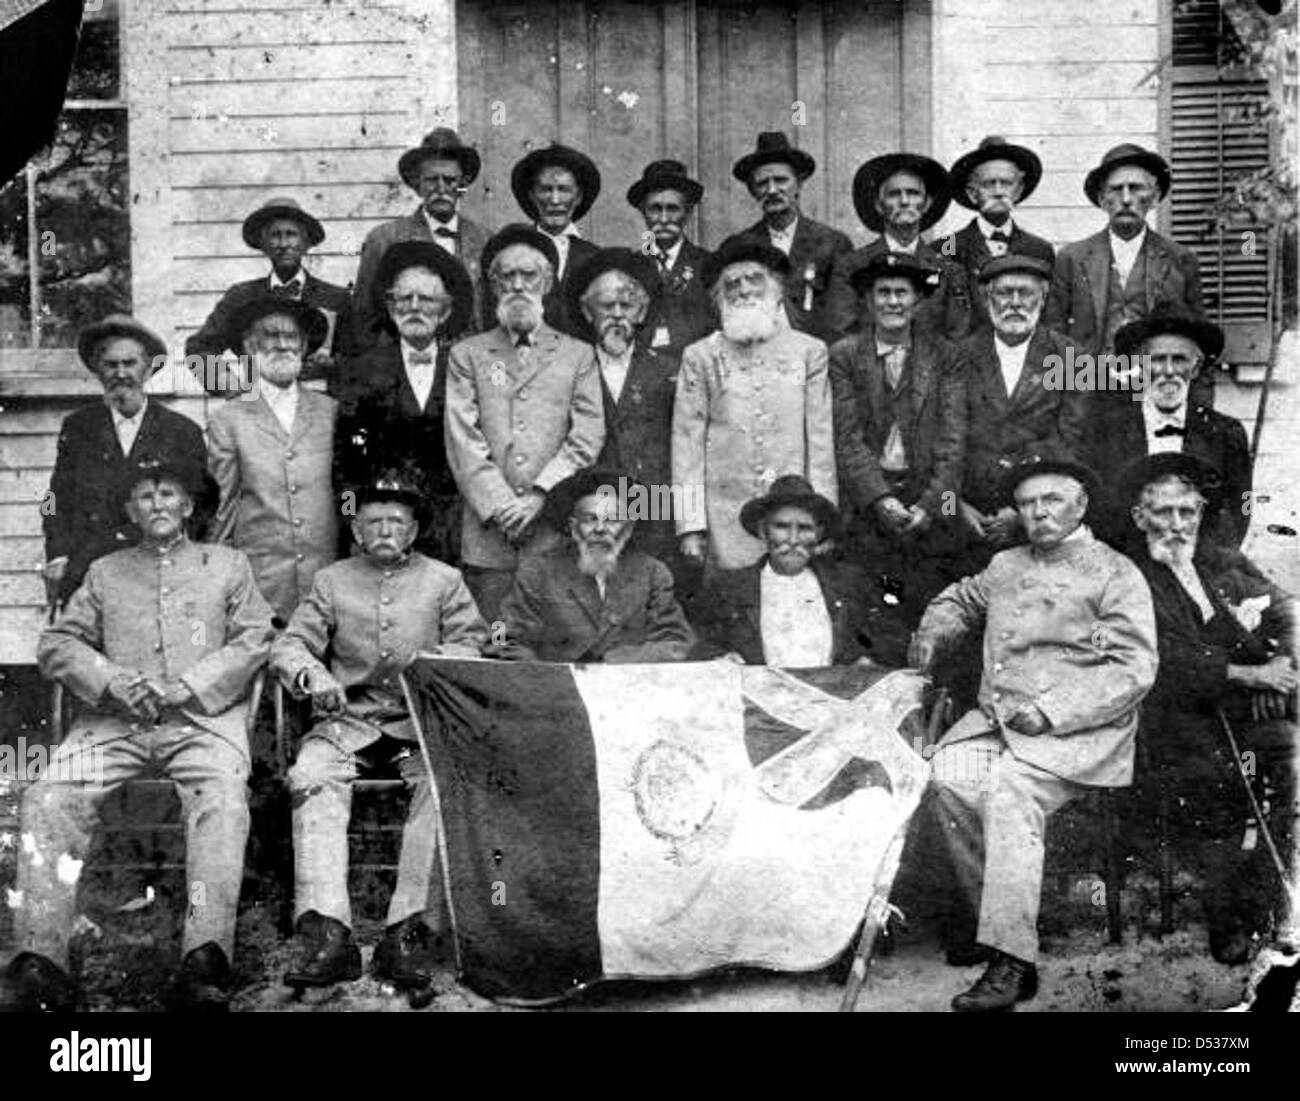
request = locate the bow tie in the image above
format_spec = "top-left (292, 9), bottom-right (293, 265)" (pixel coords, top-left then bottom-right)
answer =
top-left (407, 350), bottom-right (435, 366)
top-left (1154, 424), bottom-right (1186, 437)
top-left (988, 230), bottom-right (1011, 243)
top-left (433, 226), bottom-right (458, 239)
top-left (272, 283), bottom-right (302, 300)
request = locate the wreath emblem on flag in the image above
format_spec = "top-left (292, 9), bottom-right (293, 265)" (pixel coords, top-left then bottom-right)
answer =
top-left (630, 739), bottom-right (722, 863)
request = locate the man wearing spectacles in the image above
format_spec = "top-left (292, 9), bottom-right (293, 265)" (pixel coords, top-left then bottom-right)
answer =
top-left (333, 241), bottom-right (477, 566)
top-left (956, 254), bottom-right (1089, 571)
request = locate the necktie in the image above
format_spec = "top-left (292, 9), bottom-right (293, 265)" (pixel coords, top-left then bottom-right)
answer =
top-left (408, 350), bottom-right (435, 366)
top-left (1154, 424), bottom-right (1186, 438)
top-left (882, 346), bottom-right (906, 390)
top-left (656, 250), bottom-right (672, 277)
top-left (272, 283), bottom-right (300, 300)
top-left (989, 230), bottom-right (1010, 243)
top-left (433, 226), bottom-right (458, 240)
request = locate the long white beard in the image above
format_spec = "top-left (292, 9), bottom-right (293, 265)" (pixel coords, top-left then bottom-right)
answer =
top-left (1149, 535), bottom-right (1195, 569)
top-left (720, 297), bottom-right (783, 345)
top-left (575, 527), bottom-right (632, 581)
top-left (255, 352), bottom-right (302, 388)
top-left (497, 293), bottom-right (544, 334)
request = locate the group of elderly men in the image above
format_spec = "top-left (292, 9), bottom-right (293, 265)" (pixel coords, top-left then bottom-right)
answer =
top-left (9, 126), bottom-right (1292, 1014)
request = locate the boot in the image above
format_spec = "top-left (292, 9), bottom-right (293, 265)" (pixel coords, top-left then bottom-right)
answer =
top-left (951, 951), bottom-right (1038, 1012)
top-left (284, 910), bottom-right (362, 988)
top-left (173, 942), bottom-right (233, 1012)
top-left (371, 914), bottom-right (446, 990)
top-left (4, 952), bottom-right (77, 1013)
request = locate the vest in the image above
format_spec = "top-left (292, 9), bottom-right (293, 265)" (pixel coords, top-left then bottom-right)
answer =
top-left (1102, 246), bottom-right (1148, 353)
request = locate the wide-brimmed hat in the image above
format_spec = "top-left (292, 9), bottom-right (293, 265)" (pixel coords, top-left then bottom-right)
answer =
top-left (1083, 143), bottom-right (1171, 206)
top-left (949, 136), bottom-right (1043, 209)
top-left (852, 153), bottom-right (952, 233)
top-left (739, 474), bottom-right (842, 541)
top-left (373, 240), bottom-right (476, 338)
top-left (397, 127), bottom-right (482, 189)
top-left (847, 251), bottom-right (940, 296)
top-left (1121, 452), bottom-right (1224, 510)
top-left (1114, 311), bottom-right (1225, 362)
top-left (976, 252), bottom-right (1054, 284)
top-left (564, 248), bottom-right (661, 344)
top-left (510, 143), bottom-right (602, 223)
top-left (543, 467), bottom-right (640, 529)
top-left (77, 314), bottom-right (168, 375)
top-left (1002, 446), bottom-right (1100, 507)
top-left (626, 159), bottom-right (704, 208)
top-left (349, 466), bottom-right (432, 529)
top-left (227, 296), bottom-right (329, 356)
top-left (241, 197), bottom-right (326, 251)
top-left (113, 457), bottom-right (219, 533)
top-left (699, 239), bottom-right (791, 291)
top-left (732, 132), bottom-right (816, 185)
top-left (480, 224), bottom-right (561, 280)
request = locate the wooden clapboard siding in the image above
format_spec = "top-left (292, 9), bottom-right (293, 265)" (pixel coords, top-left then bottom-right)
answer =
top-left (127, 0), bottom-right (457, 362)
top-left (930, 0), bottom-right (1160, 249)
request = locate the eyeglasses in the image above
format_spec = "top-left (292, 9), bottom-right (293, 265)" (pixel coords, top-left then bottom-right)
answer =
top-left (386, 292), bottom-right (449, 309)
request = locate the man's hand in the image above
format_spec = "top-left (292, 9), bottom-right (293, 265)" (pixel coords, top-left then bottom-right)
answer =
top-left (958, 501), bottom-right (988, 540)
top-left (496, 489), bottom-right (546, 541)
top-left (143, 678), bottom-right (195, 711)
top-left (1005, 704), bottom-right (1050, 736)
top-left (1251, 689), bottom-right (1293, 723)
top-left (717, 651), bottom-right (746, 665)
top-left (679, 532), bottom-right (708, 563)
top-left (984, 507), bottom-right (1020, 546)
top-left (875, 496), bottom-right (911, 535)
top-left (902, 504), bottom-right (929, 534)
top-left (301, 667), bottom-right (347, 716)
top-left (105, 673), bottom-right (160, 724)
top-left (1232, 655), bottom-right (1298, 695)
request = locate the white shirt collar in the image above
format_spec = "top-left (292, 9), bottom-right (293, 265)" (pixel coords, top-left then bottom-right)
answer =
top-left (977, 214), bottom-right (1015, 240)
top-left (269, 268), bottom-right (306, 291)
top-left (992, 333), bottom-right (1031, 395)
top-left (883, 233), bottom-right (919, 256)
top-left (424, 211), bottom-right (459, 234)
top-left (260, 382), bottom-right (299, 432)
top-left (538, 222), bottom-right (581, 240)
top-left (597, 347), bottom-right (634, 403)
top-left (656, 239), bottom-right (684, 268)
top-left (110, 398), bottom-right (147, 428)
top-left (1109, 225), bottom-right (1148, 263)
top-left (767, 216), bottom-right (799, 247)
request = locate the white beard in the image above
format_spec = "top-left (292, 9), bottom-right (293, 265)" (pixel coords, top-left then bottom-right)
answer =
top-left (720, 297), bottom-right (783, 345)
top-left (1149, 535), bottom-right (1196, 569)
top-left (597, 321), bottom-right (634, 357)
top-left (255, 352), bottom-right (302, 388)
top-left (575, 527), bottom-right (633, 581)
top-left (497, 293), bottom-right (544, 334)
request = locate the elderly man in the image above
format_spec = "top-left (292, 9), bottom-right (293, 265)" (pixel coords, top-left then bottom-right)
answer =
top-left (565, 247), bottom-right (681, 572)
top-left (351, 128), bottom-right (489, 350)
top-left (1127, 452), bottom-right (1296, 965)
top-left (488, 468), bottom-right (694, 663)
top-left (694, 476), bottom-right (908, 668)
top-left (1089, 312), bottom-right (1251, 549)
top-left (910, 450), bottom-right (1157, 1012)
top-left (10, 458), bottom-right (274, 1012)
top-left (672, 240), bottom-right (837, 572)
top-left (827, 153), bottom-right (972, 342)
top-left (828, 252), bottom-right (966, 622)
top-left (272, 470), bottom-right (488, 995)
top-left (334, 241), bottom-right (477, 565)
top-left (43, 314), bottom-right (208, 609)
top-left (506, 143), bottom-right (602, 333)
top-left (936, 136), bottom-right (1055, 332)
top-left (207, 298), bottom-right (336, 622)
top-left (445, 225), bottom-right (605, 621)
top-left (626, 159), bottom-right (715, 355)
top-left (1046, 143), bottom-right (1201, 359)
top-left (185, 197), bottom-right (351, 392)
top-left (958, 254), bottom-right (1089, 569)
top-left (716, 132), bottom-right (851, 344)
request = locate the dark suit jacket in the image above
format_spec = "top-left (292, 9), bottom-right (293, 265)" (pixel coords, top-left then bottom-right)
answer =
top-left (1089, 398), bottom-right (1252, 550)
top-left (595, 342), bottom-right (679, 561)
top-left (496, 545), bottom-right (695, 663)
top-left (693, 556), bottom-right (909, 667)
top-left (826, 237), bottom-right (974, 343)
top-left (351, 207), bottom-right (490, 349)
top-left (828, 323), bottom-right (967, 520)
top-left (959, 325), bottom-right (1089, 512)
top-left (184, 271), bottom-right (354, 388)
top-left (934, 219), bottom-right (1056, 331)
top-left (641, 239), bottom-right (716, 356)
top-left (1045, 228), bottom-right (1202, 356)
top-left (44, 400), bottom-right (209, 602)
top-left (717, 216), bottom-right (852, 344)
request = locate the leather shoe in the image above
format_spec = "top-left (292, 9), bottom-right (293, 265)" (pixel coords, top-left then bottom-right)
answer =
top-left (173, 942), bottom-right (232, 1012)
top-left (5, 952), bottom-right (76, 1013)
top-left (945, 941), bottom-right (992, 967)
top-left (371, 915), bottom-right (446, 990)
top-left (284, 911), bottom-right (362, 988)
top-left (952, 951), bottom-right (1038, 1012)
top-left (1210, 928), bottom-right (1255, 966)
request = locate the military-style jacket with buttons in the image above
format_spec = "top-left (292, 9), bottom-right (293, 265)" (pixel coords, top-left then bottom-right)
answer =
top-left (916, 527), bottom-right (1158, 787)
top-left (444, 322), bottom-right (605, 570)
top-left (206, 387), bottom-right (339, 621)
top-left (270, 552), bottom-right (489, 725)
top-left (37, 539), bottom-right (275, 749)
top-left (672, 327), bottom-right (837, 570)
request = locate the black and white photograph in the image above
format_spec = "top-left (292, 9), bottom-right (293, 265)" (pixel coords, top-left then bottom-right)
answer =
top-left (0, 0), bottom-right (1296, 1045)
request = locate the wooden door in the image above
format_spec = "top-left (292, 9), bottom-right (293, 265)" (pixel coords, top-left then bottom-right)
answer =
top-left (456, 0), bottom-right (925, 251)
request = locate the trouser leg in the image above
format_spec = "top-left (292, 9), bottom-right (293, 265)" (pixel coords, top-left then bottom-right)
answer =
top-left (14, 728), bottom-right (145, 968)
top-left (929, 736), bottom-right (998, 927)
top-left (289, 731), bottom-right (359, 928)
top-left (161, 725), bottom-right (251, 960)
top-left (386, 748), bottom-right (442, 929)
top-left (462, 566), bottom-right (516, 626)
